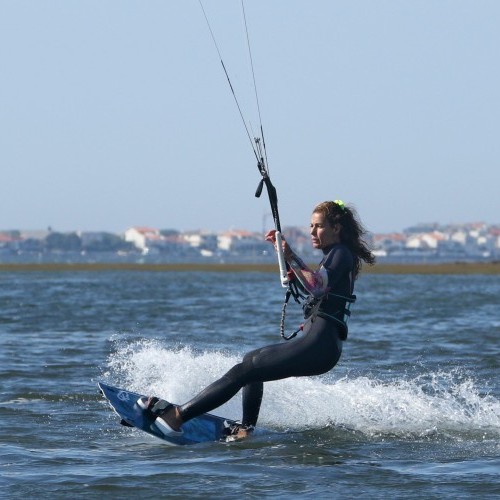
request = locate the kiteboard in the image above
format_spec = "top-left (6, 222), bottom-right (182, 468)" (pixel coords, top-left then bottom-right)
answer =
top-left (98, 382), bottom-right (240, 445)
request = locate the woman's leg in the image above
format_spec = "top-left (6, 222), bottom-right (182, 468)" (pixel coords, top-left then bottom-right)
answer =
top-left (179, 318), bottom-right (341, 424)
top-left (242, 382), bottom-right (264, 427)
top-left (158, 318), bottom-right (342, 431)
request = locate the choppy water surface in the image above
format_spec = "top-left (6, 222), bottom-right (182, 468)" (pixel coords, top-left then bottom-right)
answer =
top-left (1, 270), bottom-right (499, 498)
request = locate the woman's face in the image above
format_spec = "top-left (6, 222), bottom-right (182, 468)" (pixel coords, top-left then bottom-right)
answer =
top-left (310, 211), bottom-right (341, 250)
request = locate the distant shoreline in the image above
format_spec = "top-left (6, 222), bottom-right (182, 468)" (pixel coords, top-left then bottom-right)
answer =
top-left (0, 261), bottom-right (498, 274)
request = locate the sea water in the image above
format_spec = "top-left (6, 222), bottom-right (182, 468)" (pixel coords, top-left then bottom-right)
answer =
top-left (0, 270), bottom-right (499, 498)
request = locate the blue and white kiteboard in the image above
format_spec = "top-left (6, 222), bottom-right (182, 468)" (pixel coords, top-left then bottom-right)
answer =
top-left (98, 382), bottom-right (239, 446)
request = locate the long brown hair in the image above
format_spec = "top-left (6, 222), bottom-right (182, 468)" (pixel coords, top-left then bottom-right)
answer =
top-left (313, 200), bottom-right (375, 278)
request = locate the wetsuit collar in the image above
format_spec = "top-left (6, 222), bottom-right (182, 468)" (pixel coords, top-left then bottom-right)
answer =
top-left (322, 243), bottom-right (340, 255)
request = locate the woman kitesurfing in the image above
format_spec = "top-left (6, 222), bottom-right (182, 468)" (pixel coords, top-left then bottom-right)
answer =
top-left (137, 2), bottom-right (375, 440)
top-left (139, 201), bottom-right (375, 440)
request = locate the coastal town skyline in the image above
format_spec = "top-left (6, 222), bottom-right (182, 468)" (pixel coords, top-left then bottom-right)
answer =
top-left (2, 219), bottom-right (499, 264)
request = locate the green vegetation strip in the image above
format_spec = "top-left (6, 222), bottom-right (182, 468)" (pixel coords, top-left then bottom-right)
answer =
top-left (0, 262), bottom-right (499, 274)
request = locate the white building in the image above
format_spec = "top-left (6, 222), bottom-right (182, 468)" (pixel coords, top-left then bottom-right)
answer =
top-left (406, 231), bottom-right (445, 250)
top-left (217, 230), bottom-right (266, 253)
top-left (124, 227), bottom-right (163, 254)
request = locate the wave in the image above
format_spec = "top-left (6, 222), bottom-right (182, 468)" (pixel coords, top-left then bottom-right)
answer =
top-left (101, 338), bottom-right (500, 441)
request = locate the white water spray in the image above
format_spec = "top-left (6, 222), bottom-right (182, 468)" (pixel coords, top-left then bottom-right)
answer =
top-left (102, 339), bottom-right (500, 440)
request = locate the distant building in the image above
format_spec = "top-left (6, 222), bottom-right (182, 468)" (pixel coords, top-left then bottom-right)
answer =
top-left (489, 227), bottom-right (500, 246)
top-left (183, 231), bottom-right (218, 251)
top-left (0, 232), bottom-right (20, 252)
top-left (124, 227), bottom-right (164, 254)
top-left (217, 230), bottom-right (267, 254)
top-left (20, 230), bottom-right (51, 240)
top-left (79, 231), bottom-right (109, 247)
top-left (372, 233), bottom-right (406, 257)
top-left (124, 226), bottom-right (191, 255)
top-left (406, 231), bottom-right (445, 250)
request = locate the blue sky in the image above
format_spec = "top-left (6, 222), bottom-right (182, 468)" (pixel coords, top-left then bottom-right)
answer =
top-left (1, 1), bottom-right (499, 234)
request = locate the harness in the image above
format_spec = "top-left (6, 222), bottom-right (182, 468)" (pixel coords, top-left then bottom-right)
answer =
top-left (281, 286), bottom-right (357, 341)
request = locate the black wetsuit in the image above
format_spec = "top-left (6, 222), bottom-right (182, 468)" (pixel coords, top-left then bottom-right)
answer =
top-left (179, 243), bottom-right (355, 427)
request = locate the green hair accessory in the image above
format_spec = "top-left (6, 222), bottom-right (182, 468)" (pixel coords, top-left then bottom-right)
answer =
top-left (333, 199), bottom-right (346, 211)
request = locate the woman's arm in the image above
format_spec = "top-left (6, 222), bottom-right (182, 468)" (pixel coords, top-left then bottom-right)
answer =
top-left (286, 250), bottom-right (328, 297)
top-left (265, 230), bottom-right (328, 297)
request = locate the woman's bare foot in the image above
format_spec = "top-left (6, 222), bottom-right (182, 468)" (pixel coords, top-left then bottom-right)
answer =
top-left (137, 397), bottom-right (184, 434)
top-left (233, 427), bottom-right (252, 439)
top-left (157, 406), bottom-right (183, 432)
top-left (225, 422), bottom-right (254, 442)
